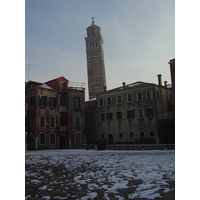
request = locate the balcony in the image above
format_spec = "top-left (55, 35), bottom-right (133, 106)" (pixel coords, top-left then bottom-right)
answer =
top-left (59, 106), bottom-right (67, 112)
top-left (157, 112), bottom-right (174, 119)
top-left (59, 126), bottom-right (67, 133)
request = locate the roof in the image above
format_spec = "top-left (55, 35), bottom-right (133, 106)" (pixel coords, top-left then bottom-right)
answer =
top-left (110, 81), bottom-right (153, 91)
top-left (38, 83), bottom-right (53, 90)
top-left (167, 84), bottom-right (172, 89)
top-left (168, 58), bottom-right (175, 64)
top-left (45, 76), bottom-right (69, 84)
top-left (96, 81), bottom-right (164, 96)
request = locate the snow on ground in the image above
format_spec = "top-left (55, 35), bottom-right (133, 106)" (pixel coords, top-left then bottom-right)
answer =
top-left (25, 150), bottom-right (175, 199)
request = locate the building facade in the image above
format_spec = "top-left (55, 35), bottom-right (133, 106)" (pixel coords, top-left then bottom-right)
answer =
top-left (95, 75), bottom-right (174, 145)
top-left (25, 76), bottom-right (86, 150)
top-left (85, 98), bottom-right (97, 144)
top-left (68, 86), bottom-right (85, 148)
top-left (25, 82), bottom-right (59, 150)
top-left (25, 101), bottom-right (28, 150)
top-left (169, 58), bottom-right (175, 112)
top-left (85, 17), bottom-right (107, 99)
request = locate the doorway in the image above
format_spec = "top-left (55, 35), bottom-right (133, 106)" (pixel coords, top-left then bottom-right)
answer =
top-left (60, 136), bottom-right (65, 149)
top-left (108, 133), bottom-right (113, 145)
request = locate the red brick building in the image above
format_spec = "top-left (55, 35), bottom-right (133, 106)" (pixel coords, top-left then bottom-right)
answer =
top-left (25, 77), bottom-right (85, 150)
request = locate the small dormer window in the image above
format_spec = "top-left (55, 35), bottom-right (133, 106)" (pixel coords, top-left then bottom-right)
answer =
top-left (59, 82), bottom-right (67, 91)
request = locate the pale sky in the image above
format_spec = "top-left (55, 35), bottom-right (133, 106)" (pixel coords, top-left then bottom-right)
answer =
top-left (25, 0), bottom-right (175, 100)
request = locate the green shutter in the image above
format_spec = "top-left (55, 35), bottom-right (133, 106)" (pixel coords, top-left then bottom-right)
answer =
top-left (55, 98), bottom-right (57, 107)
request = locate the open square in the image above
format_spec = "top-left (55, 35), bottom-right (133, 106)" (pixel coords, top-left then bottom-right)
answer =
top-left (25, 150), bottom-right (175, 199)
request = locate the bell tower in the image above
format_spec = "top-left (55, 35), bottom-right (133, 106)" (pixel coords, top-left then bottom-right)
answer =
top-left (85, 17), bottom-right (107, 99)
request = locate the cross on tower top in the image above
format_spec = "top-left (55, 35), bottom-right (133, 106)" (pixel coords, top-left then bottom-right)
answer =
top-left (91, 16), bottom-right (95, 24)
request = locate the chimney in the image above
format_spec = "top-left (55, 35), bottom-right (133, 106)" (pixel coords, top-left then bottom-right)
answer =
top-left (122, 82), bottom-right (126, 89)
top-left (157, 74), bottom-right (162, 86)
top-left (164, 81), bottom-right (167, 87)
top-left (103, 86), bottom-right (107, 92)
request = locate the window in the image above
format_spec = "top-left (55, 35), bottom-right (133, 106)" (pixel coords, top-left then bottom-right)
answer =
top-left (107, 97), bottom-right (112, 106)
top-left (95, 41), bottom-right (98, 47)
top-left (117, 95), bottom-right (122, 104)
top-left (157, 90), bottom-right (160, 99)
top-left (147, 108), bottom-right (154, 118)
top-left (99, 113), bottom-right (105, 122)
top-left (50, 134), bottom-right (55, 144)
top-left (106, 112), bottom-right (113, 121)
top-left (138, 108), bottom-right (144, 119)
top-left (116, 111), bottom-right (122, 120)
top-left (149, 131), bottom-right (155, 137)
top-left (146, 90), bottom-right (152, 100)
top-left (40, 134), bottom-right (45, 144)
top-left (31, 96), bottom-right (35, 106)
top-left (99, 98), bottom-right (104, 106)
top-left (60, 118), bottom-right (67, 126)
top-left (127, 110), bottom-right (135, 119)
top-left (59, 82), bottom-right (67, 91)
top-left (137, 92), bottom-right (143, 101)
top-left (130, 132), bottom-right (134, 138)
top-left (127, 93), bottom-right (133, 103)
top-left (75, 117), bottom-right (80, 128)
top-left (39, 96), bottom-right (47, 107)
top-left (101, 134), bottom-right (104, 139)
top-left (40, 117), bottom-right (45, 127)
top-left (50, 97), bottom-right (57, 107)
top-left (60, 97), bottom-right (66, 106)
top-left (140, 132), bottom-right (145, 138)
top-left (50, 117), bottom-right (55, 128)
top-left (119, 132), bottom-right (123, 139)
top-left (74, 98), bottom-right (80, 108)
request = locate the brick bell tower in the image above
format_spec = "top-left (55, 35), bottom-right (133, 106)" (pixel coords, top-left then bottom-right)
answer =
top-left (85, 17), bottom-right (107, 99)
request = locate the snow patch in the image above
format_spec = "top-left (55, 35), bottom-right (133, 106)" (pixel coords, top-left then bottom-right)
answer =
top-left (42, 196), bottom-right (51, 200)
top-left (81, 192), bottom-right (97, 200)
top-left (39, 185), bottom-right (48, 190)
top-left (38, 83), bottom-right (53, 89)
top-left (30, 179), bottom-right (41, 184)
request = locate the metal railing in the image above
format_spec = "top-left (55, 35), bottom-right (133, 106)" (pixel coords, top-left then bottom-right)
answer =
top-left (157, 112), bottom-right (174, 119)
top-left (59, 106), bottom-right (67, 112)
top-left (59, 126), bottom-right (67, 132)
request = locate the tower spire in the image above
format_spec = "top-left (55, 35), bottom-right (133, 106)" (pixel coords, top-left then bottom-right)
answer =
top-left (85, 19), bottom-right (107, 99)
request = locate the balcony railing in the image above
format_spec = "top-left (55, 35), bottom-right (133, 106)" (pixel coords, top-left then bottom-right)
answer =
top-left (59, 106), bottom-right (67, 112)
top-left (157, 112), bottom-right (174, 119)
top-left (59, 126), bottom-right (67, 133)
